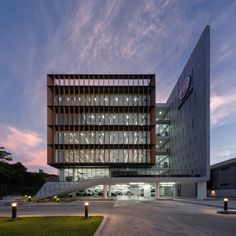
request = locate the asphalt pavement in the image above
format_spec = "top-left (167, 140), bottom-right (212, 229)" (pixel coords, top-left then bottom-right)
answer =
top-left (0, 199), bottom-right (236, 235)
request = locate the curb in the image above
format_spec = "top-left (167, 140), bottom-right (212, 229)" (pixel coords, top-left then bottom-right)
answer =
top-left (217, 210), bottom-right (236, 214)
top-left (94, 216), bottom-right (109, 236)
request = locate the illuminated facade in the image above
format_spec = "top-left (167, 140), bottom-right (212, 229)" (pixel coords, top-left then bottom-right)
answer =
top-left (47, 75), bottom-right (157, 181)
top-left (43, 26), bottom-right (210, 199)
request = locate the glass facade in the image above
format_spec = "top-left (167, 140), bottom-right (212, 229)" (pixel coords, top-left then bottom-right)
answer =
top-left (54, 94), bottom-right (149, 106)
top-left (55, 149), bottom-right (149, 163)
top-left (55, 131), bottom-right (150, 145)
top-left (47, 74), bottom-right (156, 181)
top-left (59, 167), bottom-right (168, 182)
top-left (55, 113), bottom-right (150, 126)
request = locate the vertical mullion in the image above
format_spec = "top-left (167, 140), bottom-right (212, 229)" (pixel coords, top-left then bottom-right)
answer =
top-left (122, 74), bottom-right (124, 163)
top-left (52, 75), bottom-right (55, 165)
top-left (73, 75), bottom-right (76, 178)
top-left (142, 75), bottom-right (145, 164)
top-left (98, 75), bottom-right (100, 164)
top-left (57, 75), bottom-right (61, 167)
top-left (132, 75), bottom-right (134, 164)
top-left (102, 74), bottom-right (106, 163)
top-left (108, 75), bottom-right (110, 164)
top-left (127, 75), bottom-right (129, 163)
top-left (87, 75), bottom-right (90, 165)
top-left (68, 75), bottom-right (71, 168)
top-left (82, 74), bottom-right (85, 163)
top-left (93, 75), bottom-right (95, 164)
top-left (78, 75), bottom-right (81, 165)
top-left (62, 75), bottom-right (66, 166)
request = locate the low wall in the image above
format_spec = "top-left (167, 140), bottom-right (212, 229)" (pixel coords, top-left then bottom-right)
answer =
top-left (208, 189), bottom-right (236, 198)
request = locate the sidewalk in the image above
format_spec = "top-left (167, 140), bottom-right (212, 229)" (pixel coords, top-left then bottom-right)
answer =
top-left (173, 197), bottom-right (236, 209)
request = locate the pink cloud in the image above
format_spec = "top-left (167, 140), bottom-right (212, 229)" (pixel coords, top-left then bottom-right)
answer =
top-left (0, 125), bottom-right (55, 173)
top-left (211, 92), bottom-right (236, 127)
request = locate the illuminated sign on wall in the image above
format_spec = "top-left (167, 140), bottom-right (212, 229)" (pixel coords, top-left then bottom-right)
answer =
top-left (179, 76), bottom-right (191, 100)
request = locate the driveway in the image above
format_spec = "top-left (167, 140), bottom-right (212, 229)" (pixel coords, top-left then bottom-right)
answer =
top-left (102, 200), bottom-right (236, 236)
top-left (0, 199), bottom-right (236, 235)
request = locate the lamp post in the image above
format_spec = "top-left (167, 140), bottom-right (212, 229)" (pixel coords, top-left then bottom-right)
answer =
top-left (84, 202), bottom-right (89, 218)
top-left (11, 202), bottom-right (17, 220)
top-left (224, 198), bottom-right (228, 211)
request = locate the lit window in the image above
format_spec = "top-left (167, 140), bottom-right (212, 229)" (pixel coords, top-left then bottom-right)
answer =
top-left (115, 97), bottom-right (118, 101)
top-left (159, 111), bottom-right (162, 115)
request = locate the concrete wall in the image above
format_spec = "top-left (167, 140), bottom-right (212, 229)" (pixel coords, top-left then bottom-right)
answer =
top-left (211, 164), bottom-right (236, 190)
top-left (176, 183), bottom-right (196, 198)
top-left (208, 189), bottom-right (236, 198)
top-left (167, 26), bottom-right (210, 179)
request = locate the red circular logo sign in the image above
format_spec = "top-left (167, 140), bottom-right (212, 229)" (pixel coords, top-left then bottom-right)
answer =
top-left (179, 76), bottom-right (191, 100)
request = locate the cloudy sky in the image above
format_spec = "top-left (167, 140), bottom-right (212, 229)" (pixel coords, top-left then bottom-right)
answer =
top-left (0, 0), bottom-right (236, 173)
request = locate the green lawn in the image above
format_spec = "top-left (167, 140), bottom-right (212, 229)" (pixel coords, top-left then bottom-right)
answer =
top-left (0, 216), bottom-right (103, 236)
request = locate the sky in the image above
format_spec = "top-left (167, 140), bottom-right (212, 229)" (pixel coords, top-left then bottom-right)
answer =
top-left (0, 0), bottom-right (236, 174)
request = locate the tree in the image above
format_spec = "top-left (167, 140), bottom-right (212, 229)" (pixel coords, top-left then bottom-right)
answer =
top-left (0, 147), bottom-right (13, 162)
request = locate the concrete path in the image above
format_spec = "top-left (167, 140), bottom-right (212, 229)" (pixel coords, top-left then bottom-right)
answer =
top-left (0, 199), bottom-right (236, 235)
top-left (101, 200), bottom-right (236, 236)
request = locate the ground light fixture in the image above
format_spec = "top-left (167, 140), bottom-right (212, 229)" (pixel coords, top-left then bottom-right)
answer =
top-left (11, 202), bottom-right (17, 220)
top-left (224, 198), bottom-right (228, 211)
top-left (210, 190), bottom-right (216, 197)
top-left (84, 202), bottom-right (89, 218)
top-left (28, 196), bottom-right (32, 202)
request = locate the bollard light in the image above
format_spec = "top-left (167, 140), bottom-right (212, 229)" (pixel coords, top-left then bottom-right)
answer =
top-left (11, 202), bottom-right (17, 220)
top-left (84, 202), bottom-right (89, 218)
top-left (211, 190), bottom-right (216, 197)
top-left (28, 196), bottom-right (32, 202)
top-left (224, 198), bottom-right (228, 211)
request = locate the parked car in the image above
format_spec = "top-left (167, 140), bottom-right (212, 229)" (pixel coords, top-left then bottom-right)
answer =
top-left (125, 191), bottom-right (133, 195)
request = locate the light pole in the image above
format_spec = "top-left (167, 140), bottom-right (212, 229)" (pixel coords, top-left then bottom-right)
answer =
top-left (11, 202), bottom-right (17, 220)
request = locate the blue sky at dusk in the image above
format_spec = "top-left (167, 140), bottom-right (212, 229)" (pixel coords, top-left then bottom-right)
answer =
top-left (0, 0), bottom-right (236, 173)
